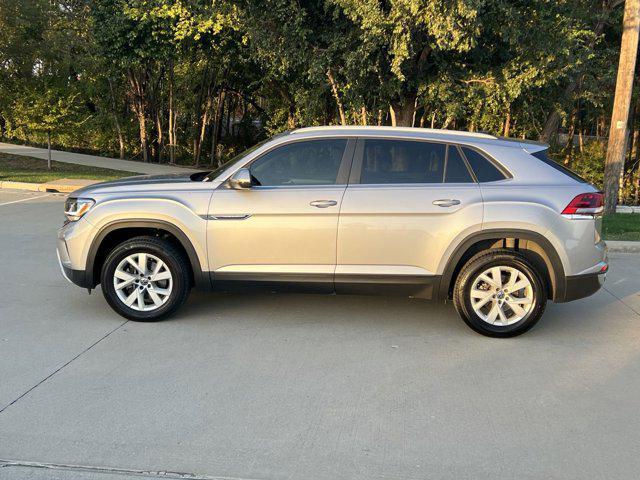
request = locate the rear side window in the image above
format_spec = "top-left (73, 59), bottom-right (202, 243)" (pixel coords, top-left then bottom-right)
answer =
top-left (360, 139), bottom-right (446, 184)
top-left (532, 149), bottom-right (587, 183)
top-left (444, 146), bottom-right (474, 183)
top-left (462, 147), bottom-right (507, 182)
top-left (250, 139), bottom-right (347, 186)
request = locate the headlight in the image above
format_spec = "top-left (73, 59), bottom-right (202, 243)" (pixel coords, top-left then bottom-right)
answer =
top-left (64, 197), bottom-right (95, 222)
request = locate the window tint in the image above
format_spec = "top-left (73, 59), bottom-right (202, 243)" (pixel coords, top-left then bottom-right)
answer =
top-left (445, 146), bottom-right (474, 183)
top-left (462, 147), bottom-right (507, 182)
top-left (532, 149), bottom-right (587, 183)
top-left (360, 139), bottom-right (446, 184)
top-left (250, 139), bottom-right (346, 186)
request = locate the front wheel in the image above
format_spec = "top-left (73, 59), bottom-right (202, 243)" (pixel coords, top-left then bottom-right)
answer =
top-left (101, 236), bottom-right (191, 321)
top-left (453, 249), bottom-right (547, 337)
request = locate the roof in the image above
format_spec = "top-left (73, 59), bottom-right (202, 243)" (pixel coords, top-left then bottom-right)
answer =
top-left (291, 125), bottom-right (496, 139)
top-left (287, 126), bottom-right (547, 151)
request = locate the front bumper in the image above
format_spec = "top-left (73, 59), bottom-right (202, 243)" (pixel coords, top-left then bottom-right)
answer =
top-left (57, 237), bottom-right (91, 288)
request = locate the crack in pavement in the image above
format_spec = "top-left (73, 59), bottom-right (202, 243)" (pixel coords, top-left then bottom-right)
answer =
top-left (0, 460), bottom-right (264, 480)
top-left (603, 285), bottom-right (640, 318)
top-left (0, 320), bottom-right (129, 414)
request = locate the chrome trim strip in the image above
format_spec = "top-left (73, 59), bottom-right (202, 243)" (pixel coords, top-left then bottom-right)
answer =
top-left (202, 214), bottom-right (252, 221)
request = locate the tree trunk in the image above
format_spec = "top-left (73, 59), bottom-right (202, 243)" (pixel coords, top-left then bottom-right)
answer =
top-left (137, 111), bottom-right (149, 163)
top-left (155, 109), bottom-right (163, 163)
top-left (540, 0), bottom-right (624, 144)
top-left (361, 106), bottom-right (367, 125)
top-left (389, 94), bottom-right (417, 127)
top-left (168, 68), bottom-right (175, 164)
top-left (604, 0), bottom-right (640, 214)
top-left (210, 89), bottom-right (225, 165)
top-left (127, 70), bottom-right (149, 162)
top-left (503, 109), bottom-right (511, 137)
top-left (326, 69), bottom-right (347, 126)
top-left (107, 77), bottom-right (125, 159)
top-left (47, 130), bottom-right (52, 170)
top-left (563, 110), bottom-right (576, 166)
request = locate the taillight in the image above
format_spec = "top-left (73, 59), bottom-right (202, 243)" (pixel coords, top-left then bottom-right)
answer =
top-left (561, 192), bottom-right (604, 216)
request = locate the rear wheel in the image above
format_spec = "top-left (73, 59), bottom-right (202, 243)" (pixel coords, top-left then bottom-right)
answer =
top-left (101, 236), bottom-right (191, 321)
top-left (453, 249), bottom-right (547, 337)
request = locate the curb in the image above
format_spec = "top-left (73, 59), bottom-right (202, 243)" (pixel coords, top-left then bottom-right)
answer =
top-left (0, 179), bottom-right (98, 194)
top-left (607, 240), bottom-right (640, 253)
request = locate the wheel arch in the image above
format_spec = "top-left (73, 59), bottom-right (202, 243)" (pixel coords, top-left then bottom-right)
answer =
top-left (87, 220), bottom-right (211, 290)
top-left (439, 229), bottom-right (566, 302)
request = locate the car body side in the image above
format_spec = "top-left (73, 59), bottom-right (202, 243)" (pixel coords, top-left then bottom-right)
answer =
top-left (57, 128), bottom-right (607, 304)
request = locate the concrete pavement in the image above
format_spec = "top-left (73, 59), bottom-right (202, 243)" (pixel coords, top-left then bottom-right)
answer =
top-left (1, 189), bottom-right (639, 480)
top-left (0, 143), bottom-right (200, 175)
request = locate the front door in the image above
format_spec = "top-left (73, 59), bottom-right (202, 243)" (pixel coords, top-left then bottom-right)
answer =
top-left (207, 138), bottom-right (354, 292)
top-left (336, 138), bottom-right (483, 298)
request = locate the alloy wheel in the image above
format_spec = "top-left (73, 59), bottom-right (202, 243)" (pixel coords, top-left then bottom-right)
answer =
top-left (469, 265), bottom-right (534, 326)
top-left (113, 252), bottom-right (173, 311)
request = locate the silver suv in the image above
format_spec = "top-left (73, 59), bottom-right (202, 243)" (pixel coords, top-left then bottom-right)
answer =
top-left (57, 127), bottom-right (608, 337)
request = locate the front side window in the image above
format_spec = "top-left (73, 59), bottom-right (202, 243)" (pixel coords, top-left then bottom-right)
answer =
top-left (359, 140), bottom-right (473, 184)
top-left (250, 139), bottom-right (347, 186)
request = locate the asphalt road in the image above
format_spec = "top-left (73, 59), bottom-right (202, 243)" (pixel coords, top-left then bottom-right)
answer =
top-left (1, 189), bottom-right (639, 480)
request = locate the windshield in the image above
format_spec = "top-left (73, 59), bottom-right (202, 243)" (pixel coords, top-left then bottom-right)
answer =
top-left (204, 139), bottom-right (271, 182)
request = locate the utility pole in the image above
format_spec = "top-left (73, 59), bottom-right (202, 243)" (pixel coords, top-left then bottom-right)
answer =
top-left (604, 0), bottom-right (640, 214)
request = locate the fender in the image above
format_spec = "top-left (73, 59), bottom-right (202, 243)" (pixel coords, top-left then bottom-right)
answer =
top-left (86, 219), bottom-right (211, 290)
top-left (438, 229), bottom-right (566, 302)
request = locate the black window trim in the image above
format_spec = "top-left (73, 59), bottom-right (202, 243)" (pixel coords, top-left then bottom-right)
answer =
top-left (348, 136), bottom-right (510, 186)
top-left (224, 136), bottom-right (357, 189)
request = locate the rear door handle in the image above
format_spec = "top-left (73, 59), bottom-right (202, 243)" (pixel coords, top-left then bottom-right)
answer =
top-left (433, 199), bottom-right (461, 207)
top-left (310, 200), bottom-right (338, 208)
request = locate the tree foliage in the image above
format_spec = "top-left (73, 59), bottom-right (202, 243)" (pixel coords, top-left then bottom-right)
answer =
top-left (0, 0), bottom-right (636, 200)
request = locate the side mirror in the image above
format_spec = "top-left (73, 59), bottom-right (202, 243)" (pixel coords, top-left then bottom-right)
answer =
top-left (228, 168), bottom-right (253, 190)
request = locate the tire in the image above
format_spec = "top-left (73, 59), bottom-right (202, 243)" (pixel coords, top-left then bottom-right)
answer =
top-left (100, 236), bottom-right (191, 321)
top-left (453, 249), bottom-right (547, 338)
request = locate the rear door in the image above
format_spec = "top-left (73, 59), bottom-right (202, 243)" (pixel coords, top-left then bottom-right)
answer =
top-left (335, 138), bottom-right (483, 298)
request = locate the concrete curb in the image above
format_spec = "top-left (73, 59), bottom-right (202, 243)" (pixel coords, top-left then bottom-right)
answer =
top-left (0, 179), bottom-right (98, 194)
top-left (607, 240), bottom-right (640, 253)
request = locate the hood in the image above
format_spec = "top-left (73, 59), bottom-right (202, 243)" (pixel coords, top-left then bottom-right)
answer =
top-left (71, 171), bottom-right (210, 197)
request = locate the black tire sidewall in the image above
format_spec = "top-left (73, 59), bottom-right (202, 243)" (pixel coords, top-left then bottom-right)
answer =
top-left (457, 253), bottom-right (546, 337)
top-left (101, 238), bottom-right (190, 321)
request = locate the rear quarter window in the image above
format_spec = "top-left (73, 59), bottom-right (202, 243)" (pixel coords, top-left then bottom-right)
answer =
top-left (461, 147), bottom-right (507, 182)
top-left (531, 149), bottom-right (587, 183)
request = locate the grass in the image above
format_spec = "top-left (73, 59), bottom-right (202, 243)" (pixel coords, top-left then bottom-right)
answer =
top-left (0, 152), bottom-right (136, 183)
top-left (603, 213), bottom-right (640, 241)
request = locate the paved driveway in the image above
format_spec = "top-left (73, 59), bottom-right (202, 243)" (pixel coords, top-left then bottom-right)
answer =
top-left (1, 189), bottom-right (639, 480)
top-left (0, 143), bottom-right (200, 175)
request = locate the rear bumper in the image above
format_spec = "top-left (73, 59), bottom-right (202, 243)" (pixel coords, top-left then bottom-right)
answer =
top-left (558, 271), bottom-right (606, 303)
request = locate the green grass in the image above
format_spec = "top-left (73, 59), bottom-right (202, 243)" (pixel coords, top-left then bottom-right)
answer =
top-left (603, 213), bottom-right (640, 241)
top-left (0, 152), bottom-right (136, 183)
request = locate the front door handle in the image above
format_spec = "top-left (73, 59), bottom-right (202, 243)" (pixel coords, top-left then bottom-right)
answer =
top-left (433, 199), bottom-right (461, 207)
top-left (310, 200), bottom-right (338, 208)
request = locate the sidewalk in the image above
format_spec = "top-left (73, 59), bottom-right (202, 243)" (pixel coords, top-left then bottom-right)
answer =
top-left (0, 142), bottom-right (200, 175)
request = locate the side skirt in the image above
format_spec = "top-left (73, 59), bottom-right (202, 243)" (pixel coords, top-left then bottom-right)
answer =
top-left (210, 272), bottom-right (441, 299)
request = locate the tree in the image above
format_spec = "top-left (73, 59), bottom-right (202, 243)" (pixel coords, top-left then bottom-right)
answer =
top-left (604, 0), bottom-right (640, 213)
top-left (12, 87), bottom-right (83, 169)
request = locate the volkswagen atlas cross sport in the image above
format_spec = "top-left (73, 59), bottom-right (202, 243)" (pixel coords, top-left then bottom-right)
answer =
top-left (57, 126), bottom-right (608, 337)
